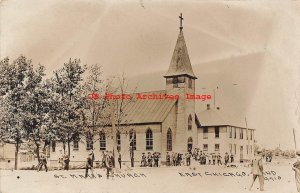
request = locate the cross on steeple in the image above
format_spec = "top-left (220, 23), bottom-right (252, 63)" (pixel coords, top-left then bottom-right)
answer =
top-left (179, 13), bottom-right (184, 31)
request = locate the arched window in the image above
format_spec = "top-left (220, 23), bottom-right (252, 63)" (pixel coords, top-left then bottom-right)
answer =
top-left (73, 132), bottom-right (80, 150)
top-left (188, 114), bottom-right (192, 130)
top-left (146, 128), bottom-right (153, 150)
top-left (129, 129), bottom-right (136, 150)
top-left (99, 132), bottom-right (106, 150)
top-left (116, 131), bottom-right (121, 151)
top-left (167, 128), bottom-right (172, 151)
top-left (86, 132), bottom-right (93, 150)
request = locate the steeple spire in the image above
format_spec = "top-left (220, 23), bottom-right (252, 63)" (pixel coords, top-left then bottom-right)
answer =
top-left (164, 14), bottom-right (197, 79)
top-left (179, 13), bottom-right (184, 31)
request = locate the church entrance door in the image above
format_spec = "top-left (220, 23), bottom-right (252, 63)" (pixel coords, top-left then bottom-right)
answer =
top-left (187, 137), bottom-right (193, 151)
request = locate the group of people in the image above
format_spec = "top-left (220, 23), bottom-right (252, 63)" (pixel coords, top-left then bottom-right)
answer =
top-left (140, 152), bottom-right (161, 167)
top-left (164, 149), bottom-right (234, 167)
top-left (85, 151), bottom-right (115, 179)
top-left (37, 152), bottom-right (70, 172)
top-left (191, 148), bottom-right (234, 166)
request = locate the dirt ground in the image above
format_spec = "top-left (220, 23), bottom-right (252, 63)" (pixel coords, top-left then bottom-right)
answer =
top-left (0, 158), bottom-right (298, 193)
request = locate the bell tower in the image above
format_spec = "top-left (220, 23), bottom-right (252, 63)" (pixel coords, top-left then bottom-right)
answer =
top-left (164, 13), bottom-right (198, 152)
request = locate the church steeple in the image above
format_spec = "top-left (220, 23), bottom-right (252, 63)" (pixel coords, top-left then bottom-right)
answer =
top-left (164, 14), bottom-right (197, 79)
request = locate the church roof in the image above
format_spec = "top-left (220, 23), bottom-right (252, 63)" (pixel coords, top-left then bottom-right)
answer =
top-left (197, 108), bottom-right (254, 130)
top-left (164, 30), bottom-right (197, 79)
top-left (117, 90), bottom-right (177, 125)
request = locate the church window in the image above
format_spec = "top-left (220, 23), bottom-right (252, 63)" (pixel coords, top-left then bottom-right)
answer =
top-left (172, 77), bottom-right (179, 88)
top-left (215, 144), bottom-right (220, 151)
top-left (215, 127), bottom-right (219, 138)
top-left (129, 129), bottom-right (136, 150)
top-left (86, 132), bottom-right (93, 150)
top-left (51, 141), bottom-right (56, 152)
top-left (188, 115), bottom-right (192, 130)
top-left (234, 144), bottom-right (237, 154)
top-left (229, 127), bottom-right (232, 138)
top-left (146, 129), bottom-right (153, 150)
top-left (240, 129), bottom-right (243, 139)
top-left (234, 128), bottom-right (237, 139)
top-left (167, 128), bottom-right (172, 151)
top-left (99, 132), bottom-right (106, 151)
top-left (203, 127), bottom-right (208, 139)
top-left (203, 144), bottom-right (208, 151)
top-left (73, 132), bottom-right (80, 150)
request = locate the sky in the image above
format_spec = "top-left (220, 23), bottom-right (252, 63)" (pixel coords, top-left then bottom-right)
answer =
top-left (1, 0), bottom-right (300, 150)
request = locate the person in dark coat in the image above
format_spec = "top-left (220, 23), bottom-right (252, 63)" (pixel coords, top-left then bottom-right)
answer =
top-left (166, 152), bottom-right (171, 166)
top-left (147, 152), bottom-right (153, 167)
top-left (63, 154), bottom-right (70, 170)
top-left (37, 154), bottom-right (48, 172)
top-left (153, 152), bottom-right (160, 167)
top-left (224, 152), bottom-right (230, 166)
top-left (217, 153), bottom-right (222, 166)
top-left (106, 151), bottom-right (114, 179)
top-left (90, 151), bottom-right (95, 167)
top-left (85, 154), bottom-right (93, 177)
top-left (230, 153), bottom-right (234, 163)
top-left (118, 151), bottom-right (122, 169)
top-left (186, 152), bottom-right (191, 166)
top-left (141, 153), bottom-right (146, 167)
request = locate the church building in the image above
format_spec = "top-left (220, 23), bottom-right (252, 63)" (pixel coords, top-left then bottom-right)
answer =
top-left (50, 16), bottom-right (253, 165)
top-left (48, 14), bottom-right (201, 166)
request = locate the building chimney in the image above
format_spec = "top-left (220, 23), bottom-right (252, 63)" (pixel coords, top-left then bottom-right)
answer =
top-left (207, 104), bottom-right (210, 110)
top-left (217, 107), bottom-right (220, 110)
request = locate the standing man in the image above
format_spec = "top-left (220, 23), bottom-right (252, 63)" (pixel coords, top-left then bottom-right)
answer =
top-left (105, 151), bottom-right (114, 179)
top-left (292, 151), bottom-right (300, 192)
top-left (147, 152), bottom-right (153, 167)
top-left (37, 154), bottom-right (48, 172)
top-left (153, 152), bottom-right (159, 167)
top-left (166, 152), bottom-right (171, 166)
top-left (141, 153), bottom-right (146, 167)
top-left (212, 153), bottom-right (216, 165)
top-left (85, 153), bottom-right (93, 177)
top-left (118, 151), bottom-right (122, 169)
top-left (90, 151), bottom-right (95, 167)
top-left (217, 153), bottom-right (222, 166)
top-left (224, 152), bottom-right (230, 166)
top-left (230, 153), bottom-right (234, 163)
top-left (249, 150), bottom-right (264, 191)
top-left (186, 152), bottom-right (191, 166)
top-left (63, 154), bottom-right (70, 170)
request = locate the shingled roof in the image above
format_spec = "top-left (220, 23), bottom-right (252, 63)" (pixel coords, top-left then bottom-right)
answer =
top-left (118, 90), bottom-right (177, 125)
top-left (164, 30), bottom-right (197, 79)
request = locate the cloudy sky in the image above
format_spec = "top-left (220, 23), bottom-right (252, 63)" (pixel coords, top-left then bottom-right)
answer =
top-left (1, 0), bottom-right (300, 149)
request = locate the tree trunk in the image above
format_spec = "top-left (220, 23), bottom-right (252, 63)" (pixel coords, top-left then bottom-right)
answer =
top-left (36, 143), bottom-right (40, 163)
top-left (67, 137), bottom-right (71, 157)
top-left (14, 142), bottom-right (19, 170)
